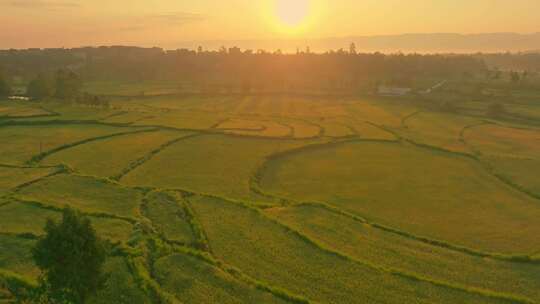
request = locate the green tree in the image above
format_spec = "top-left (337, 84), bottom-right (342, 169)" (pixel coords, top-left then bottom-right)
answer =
top-left (0, 75), bottom-right (11, 97)
top-left (27, 74), bottom-right (55, 100)
top-left (32, 207), bottom-right (106, 303)
top-left (55, 70), bottom-right (82, 100)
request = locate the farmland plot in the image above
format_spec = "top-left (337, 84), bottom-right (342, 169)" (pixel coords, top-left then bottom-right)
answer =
top-left (265, 204), bottom-right (540, 301)
top-left (260, 141), bottom-right (540, 253)
top-left (0, 124), bottom-right (137, 165)
top-left (42, 129), bottom-right (190, 177)
top-left (122, 134), bottom-right (321, 203)
top-left (17, 174), bottom-right (143, 219)
top-left (189, 195), bottom-right (515, 304)
top-left (466, 124), bottom-right (540, 196)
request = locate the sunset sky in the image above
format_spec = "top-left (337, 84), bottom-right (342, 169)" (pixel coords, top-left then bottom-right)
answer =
top-left (1, 0), bottom-right (539, 49)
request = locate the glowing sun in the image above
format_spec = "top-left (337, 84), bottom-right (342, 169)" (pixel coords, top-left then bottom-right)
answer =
top-left (275, 0), bottom-right (310, 28)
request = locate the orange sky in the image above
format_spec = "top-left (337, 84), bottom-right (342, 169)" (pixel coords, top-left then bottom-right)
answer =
top-left (1, 0), bottom-right (539, 49)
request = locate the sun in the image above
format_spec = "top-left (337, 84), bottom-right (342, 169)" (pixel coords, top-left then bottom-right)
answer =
top-left (275, 0), bottom-right (310, 27)
top-left (263, 0), bottom-right (316, 35)
top-left (262, 0), bottom-right (322, 36)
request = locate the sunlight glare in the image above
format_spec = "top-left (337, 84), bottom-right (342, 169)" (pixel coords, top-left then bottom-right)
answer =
top-left (275, 0), bottom-right (310, 28)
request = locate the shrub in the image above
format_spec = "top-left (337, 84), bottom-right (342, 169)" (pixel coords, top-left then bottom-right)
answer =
top-left (32, 207), bottom-right (106, 303)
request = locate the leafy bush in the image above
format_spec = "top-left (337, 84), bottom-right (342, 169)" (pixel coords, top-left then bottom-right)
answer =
top-left (32, 207), bottom-right (106, 303)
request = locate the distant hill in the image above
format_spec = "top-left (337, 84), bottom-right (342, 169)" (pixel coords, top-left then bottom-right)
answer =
top-left (173, 33), bottom-right (540, 54)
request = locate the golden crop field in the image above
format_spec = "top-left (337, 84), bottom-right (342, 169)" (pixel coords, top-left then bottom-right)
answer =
top-left (1, 94), bottom-right (539, 304)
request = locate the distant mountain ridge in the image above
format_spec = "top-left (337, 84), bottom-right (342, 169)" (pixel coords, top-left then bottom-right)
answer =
top-left (173, 33), bottom-right (540, 54)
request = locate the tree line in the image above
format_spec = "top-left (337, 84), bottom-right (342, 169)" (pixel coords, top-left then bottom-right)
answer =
top-left (1, 46), bottom-right (488, 94)
top-left (24, 70), bottom-right (110, 106)
top-left (0, 74), bottom-right (10, 97)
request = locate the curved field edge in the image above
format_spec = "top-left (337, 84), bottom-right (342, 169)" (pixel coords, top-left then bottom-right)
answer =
top-left (10, 172), bottom-right (145, 223)
top-left (27, 128), bottom-right (159, 165)
top-left (1, 172), bottom-right (310, 303)
top-left (249, 137), bottom-right (399, 203)
top-left (2, 108), bottom-right (537, 303)
top-left (155, 246), bottom-right (312, 304)
top-left (461, 122), bottom-right (540, 201)
top-left (251, 138), bottom-right (540, 263)
top-left (1, 164), bottom-right (68, 194)
top-left (120, 190), bottom-right (312, 304)
top-left (113, 133), bottom-right (201, 181)
top-left (1, 170), bottom-right (537, 303)
top-left (189, 195), bottom-right (535, 304)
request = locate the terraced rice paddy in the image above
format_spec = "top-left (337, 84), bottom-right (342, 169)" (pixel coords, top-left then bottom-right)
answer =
top-left (1, 95), bottom-right (539, 303)
top-left (0, 165), bottom-right (58, 195)
top-left (264, 204), bottom-right (540, 301)
top-left (0, 101), bottom-right (52, 118)
top-left (154, 253), bottom-right (288, 304)
top-left (122, 134), bottom-right (321, 203)
top-left (16, 174), bottom-right (143, 218)
top-left (0, 124), bottom-right (138, 165)
top-left (0, 201), bottom-right (133, 242)
top-left (259, 141), bottom-right (540, 253)
top-left (464, 124), bottom-right (540, 197)
top-left (400, 111), bottom-right (480, 152)
top-left (42, 129), bottom-right (191, 178)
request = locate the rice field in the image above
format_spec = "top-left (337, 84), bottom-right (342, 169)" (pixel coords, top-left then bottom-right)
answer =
top-left (122, 134), bottom-right (321, 203)
top-left (188, 195), bottom-right (516, 304)
top-left (0, 200), bottom-right (133, 242)
top-left (0, 166), bottom-right (57, 195)
top-left (0, 101), bottom-right (51, 118)
top-left (0, 124), bottom-right (140, 165)
top-left (466, 124), bottom-right (540, 197)
top-left (264, 203), bottom-right (540, 301)
top-left (16, 174), bottom-right (143, 218)
top-left (84, 81), bottom-right (182, 96)
top-left (259, 141), bottom-right (540, 253)
top-left (1, 94), bottom-right (539, 303)
top-left (141, 191), bottom-right (194, 244)
top-left (87, 257), bottom-right (152, 304)
top-left (154, 253), bottom-right (288, 304)
top-left (42, 129), bottom-right (190, 177)
top-left (401, 111), bottom-right (480, 152)
top-left (0, 235), bottom-right (38, 280)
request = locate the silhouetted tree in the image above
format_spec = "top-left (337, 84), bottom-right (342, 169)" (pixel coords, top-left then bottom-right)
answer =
top-left (491, 69), bottom-right (502, 80)
top-left (522, 71), bottom-right (529, 81)
top-left (0, 74), bottom-right (11, 97)
top-left (32, 207), bottom-right (106, 304)
top-left (0, 46), bottom-right (490, 95)
top-left (55, 70), bottom-right (82, 100)
top-left (349, 43), bottom-right (357, 55)
top-left (27, 74), bottom-right (55, 99)
top-left (510, 71), bottom-right (521, 84)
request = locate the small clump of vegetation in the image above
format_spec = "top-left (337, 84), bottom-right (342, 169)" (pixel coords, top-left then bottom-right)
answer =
top-left (0, 74), bottom-right (11, 97)
top-left (31, 207), bottom-right (106, 304)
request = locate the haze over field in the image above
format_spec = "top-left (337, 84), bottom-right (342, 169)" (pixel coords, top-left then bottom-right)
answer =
top-left (2, 1), bottom-right (540, 304)
top-left (1, 0), bottom-right (540, 52)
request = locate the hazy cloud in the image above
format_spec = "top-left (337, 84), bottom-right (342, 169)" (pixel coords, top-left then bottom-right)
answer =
top-left (5, 0), bottom-right (80, 9)
top-left (148, 12), bottom-right (206, 26)
top-left (111, 12), bottom-right (206, 33)
top-left (116, 25), bottom-right (147, 32)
